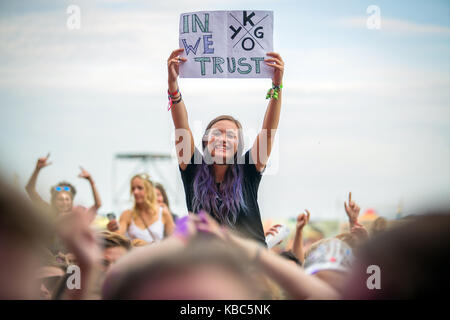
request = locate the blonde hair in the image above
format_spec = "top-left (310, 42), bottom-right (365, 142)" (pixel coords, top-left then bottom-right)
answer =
top-left (130, 174), bottom-right (158, 219)
top-left (98, 230), bottom-right (131, 250)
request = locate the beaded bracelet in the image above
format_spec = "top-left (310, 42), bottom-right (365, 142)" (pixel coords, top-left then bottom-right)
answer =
top-left (266, 83), bottom-right (283, 100)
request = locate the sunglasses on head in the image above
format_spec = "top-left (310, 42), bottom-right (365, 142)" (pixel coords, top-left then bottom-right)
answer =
top-left (55, 186), bottom-right (71, 192)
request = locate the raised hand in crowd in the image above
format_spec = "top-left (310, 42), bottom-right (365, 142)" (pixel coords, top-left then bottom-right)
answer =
top-left (293, 209), bottom-right (310, 265)
top-left (167, 49), bottom-right (194, 170)
top-left (168, 48), bottom-right (187, 85)
top-left (36, 152), bottom-right (52, 170)
top-left (344, 192), bottom-right (360, 228)
top-left (251, 52), bottom-right (284, 172)
top-left (78, 166), bottom-right (102, 215)
top-left (297, 209), bottom-right (310, 231)
top-left (78, 166), bottom-right (92, 180)
top-left (25, 153), bottom-right (52, 209)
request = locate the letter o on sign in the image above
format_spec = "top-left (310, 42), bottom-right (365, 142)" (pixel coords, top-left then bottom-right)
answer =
top-left (241, 37), bottom-right (255, 51)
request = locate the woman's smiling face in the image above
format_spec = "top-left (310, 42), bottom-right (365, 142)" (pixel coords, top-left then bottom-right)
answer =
top-left (206, 120), bottom-right (239, 164)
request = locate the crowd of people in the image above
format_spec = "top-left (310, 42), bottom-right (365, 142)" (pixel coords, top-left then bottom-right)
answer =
top-left (1, 48), bottom-right (449, 300)
top-left (1, 169), bottom-right (449, 300)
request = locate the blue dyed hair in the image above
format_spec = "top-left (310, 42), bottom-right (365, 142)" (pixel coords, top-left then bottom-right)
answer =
top-left (192, 115), bottom-right (247, 227)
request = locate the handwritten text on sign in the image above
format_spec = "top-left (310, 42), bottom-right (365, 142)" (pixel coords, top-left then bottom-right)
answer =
top-left (179, 10), bottom-right (274, 78)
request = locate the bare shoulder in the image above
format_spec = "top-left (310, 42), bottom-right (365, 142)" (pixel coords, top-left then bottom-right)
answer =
top-left (161, 205), bottom-right (170, 217)
top-left (161, 206), bottom-right (174, 224)
top-left (120, 210), bottom-right (132, 221)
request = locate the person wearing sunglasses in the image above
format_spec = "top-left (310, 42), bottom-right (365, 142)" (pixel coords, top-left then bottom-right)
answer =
top-left (25, 153), bottom-right (102, 221)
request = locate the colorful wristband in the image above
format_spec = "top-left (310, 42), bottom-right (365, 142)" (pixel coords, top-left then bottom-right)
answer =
top-left (167, 88), bottom-right (181, 111)
top-left (168, 88), bottom-right (179, 97)
top-left (266, 83), bottom-right (283, 100)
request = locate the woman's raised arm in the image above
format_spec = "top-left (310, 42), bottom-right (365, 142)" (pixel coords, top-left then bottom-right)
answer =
top-left (251, 52), bottom-right (284, 172)
top-left (25, 153), bottom-right (52, 209)
top-left (78, 166), bottom-right (102, 222)
top-left (167, 48), bottom-right (195, 171)
top-left (293, 210), bottom-right (310, 265)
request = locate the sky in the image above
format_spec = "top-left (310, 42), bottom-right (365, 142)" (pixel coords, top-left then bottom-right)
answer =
top-left (1, 0), bottom-right (449, 223)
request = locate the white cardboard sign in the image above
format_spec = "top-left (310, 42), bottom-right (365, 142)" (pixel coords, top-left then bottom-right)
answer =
top-left (179, 10), bottom-right (273, 78)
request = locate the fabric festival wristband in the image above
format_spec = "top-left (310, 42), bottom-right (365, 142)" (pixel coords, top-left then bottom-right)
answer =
top-left (168, 93), bottom-right (182, 111)
top-left (266, 83), bottom-right (283, 100)
top-left (167, 88), bottom-right (181, 111)
top-left (168, 88), bottom-right (179, 97)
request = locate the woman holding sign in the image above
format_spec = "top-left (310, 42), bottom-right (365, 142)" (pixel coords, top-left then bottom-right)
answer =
top-left (167, 48), bottom-right (284, 245)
